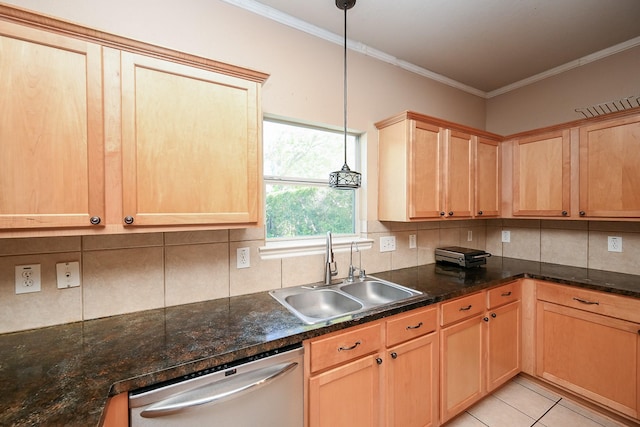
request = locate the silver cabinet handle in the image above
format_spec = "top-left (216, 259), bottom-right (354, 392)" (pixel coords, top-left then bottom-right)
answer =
top-left (338, 341), bottom-right (361, 351)
top-left (573, 297), bottom-right (599, 305)
top-left (140, 362), bottom-right (298, 418)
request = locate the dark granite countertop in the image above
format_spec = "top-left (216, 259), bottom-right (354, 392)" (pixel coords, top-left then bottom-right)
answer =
top-left (2, 256), bottom-right (640, 426)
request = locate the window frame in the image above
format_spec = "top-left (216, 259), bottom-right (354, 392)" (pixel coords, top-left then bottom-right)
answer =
top-left (262, 115), bottom-right (362, 244)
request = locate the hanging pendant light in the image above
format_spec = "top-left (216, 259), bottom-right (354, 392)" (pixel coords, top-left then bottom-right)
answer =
top-left (329, 0), bottom-right (361, 189)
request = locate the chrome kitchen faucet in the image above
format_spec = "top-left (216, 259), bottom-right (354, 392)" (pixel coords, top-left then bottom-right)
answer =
top-left (324, 231), bottom-right (338, 285)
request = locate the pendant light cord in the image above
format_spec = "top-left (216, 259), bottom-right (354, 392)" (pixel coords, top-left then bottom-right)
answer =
top-left (342, 2), bottom-right (348, 166)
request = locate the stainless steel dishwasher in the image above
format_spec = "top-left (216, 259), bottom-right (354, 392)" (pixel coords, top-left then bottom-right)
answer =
top-left (129, 344), bottom-right (303, 426)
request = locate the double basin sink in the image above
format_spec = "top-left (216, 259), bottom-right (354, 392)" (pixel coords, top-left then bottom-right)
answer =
top-left (269, 276), bottom-right (422, 324)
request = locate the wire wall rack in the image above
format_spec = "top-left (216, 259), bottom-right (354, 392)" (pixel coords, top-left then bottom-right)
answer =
top-left (575, 95), bottom-right (640, 118)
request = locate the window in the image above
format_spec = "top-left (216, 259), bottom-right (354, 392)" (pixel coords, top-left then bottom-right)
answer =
top-left (263, 118), bottom-right (359, 240)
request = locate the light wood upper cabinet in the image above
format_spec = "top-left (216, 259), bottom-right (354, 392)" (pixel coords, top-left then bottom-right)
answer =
top-left (579, 115), bottom-right (640, 218)
top-left (444, 130), bottom-right (474, 218)
top-left (376, 112), bottom-right (500, 222)
top-left (119, 52), bottom-right (262, 227)
top-left (475, 138), bottom-right (500, 217)
top-left (512, 130), bottom-right (571, 216)
top-left (0, 20), bottom-right (105, 229)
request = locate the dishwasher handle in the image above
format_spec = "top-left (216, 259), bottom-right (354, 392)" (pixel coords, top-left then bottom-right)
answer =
top-left (140, 361), bottom-right (298, 418)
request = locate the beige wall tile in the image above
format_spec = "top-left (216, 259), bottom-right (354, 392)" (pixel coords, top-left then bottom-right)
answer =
top-left (0, 236), bottom-right (81, 256)
top-left (230, 227), bottom-right (265, 242)
top-left (503, 219), bottom-right (541, 229)
top-left (229, 241), bottom-right (281, 296)
top-left (165, 243), bottom-right (229, 306)
top-left (486, 226), bottom-right (503, 256)
top-left (542, 220), bottom-right (588, 231)
top-left (369, 221), bottom-right (392, 233)
top-left (83, 233), bottom-right (163, 251)
top-left (0, 252), bottom-right (82, 333)
top-left (282, 254), bottom-right (324, 288)
top-left (361, 233), bottom-right (392, 274)
top-left (541, 228), bottom-right (588, 267)
top-left (417, 229), bottom-right (439, 265)
top-left (391, 231), bottom-right (418, 269)
top-left (439, 227), bottom-right (460, 247)
top-left (164, 230), bottom-right (228, 246)
top-left (461, 226), bottom-right (487, 251)
top-left (588, 231), bottom-right (640, 275)
top-left (502, 227), bottom-right (541, 261)
top-left (83, 247), bottom-right (164, 319)
top-left (416, 221), bottom-right (440, 230)
top-left (388, 222), bottom-right (419, 232)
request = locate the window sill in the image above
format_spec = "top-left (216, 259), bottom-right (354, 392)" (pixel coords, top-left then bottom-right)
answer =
top-left (259, 237), bottom-right (373, 260)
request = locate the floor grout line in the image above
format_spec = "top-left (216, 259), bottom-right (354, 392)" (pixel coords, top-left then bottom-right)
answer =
top-left (530, 398), bottom-right (562, 427)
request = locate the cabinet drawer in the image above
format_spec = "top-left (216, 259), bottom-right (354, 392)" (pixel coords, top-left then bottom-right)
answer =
top-left (536, 281), bottom-right (640, 323)
top-left (487, 282), bottom-right (521, 309)
top-left (441, 292), bottom-right (485, 326)
top-left (308, 322), bottom-right (383, 373)
top-left (386, 306), bottom-right (437, 347)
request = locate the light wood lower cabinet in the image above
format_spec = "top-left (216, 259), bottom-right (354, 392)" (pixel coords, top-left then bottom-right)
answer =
top-left (536, 281), bottom-right (640, 420)
top-left (305, 306), bottom-right (438, 427)
top-left (440, 283), bottom-right (522, 423)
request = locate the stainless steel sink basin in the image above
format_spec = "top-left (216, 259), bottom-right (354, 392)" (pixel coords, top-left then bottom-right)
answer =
top-left (270, 276), bottom-right (422, 325)
top-left (339, 280), bottom-right (414, 305)
top-left (284, 290), bottom-right (363, 322)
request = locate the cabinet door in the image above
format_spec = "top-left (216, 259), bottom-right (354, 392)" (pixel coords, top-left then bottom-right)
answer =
top-left (513, 130), bottom-right (570, 216)
top-left (475, 137), bottom-right (500, 217)
top-left (579, 116), bottom-right (640, 217)
top-left (486, 301), bottom-right (521, 392)
top-left (444, 131), bottom-right (473, 218)
top-left (410, 121), bottom-right (443, 219)
top-left (308, 354), bottom-right (382, 427)
top-left (0, 21), bottom-right (104, 229)
top-left (537, 301), bottom-right (640, 418)
top-left (120, 52), bottom-right (261, 226)
top-left (387, 333), bottom-right (438, 427)
top-left (440, 315), bottom-right (485, 423)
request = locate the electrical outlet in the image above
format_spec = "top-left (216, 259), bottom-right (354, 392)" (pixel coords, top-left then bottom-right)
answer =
top-left (380, 236), bottom-right (396, 252)
top-left (608, 236), bottom-right (622, 252)
top-left (409, 234), bottom-right (417, 249)
top-left (467, 230), bottom-right (473, 242)
top-left (56, 261), bottom-right (81, 288)
top-left (501, 230), bottom-right (511, 243)
top-left (15, 264), bottom-right (41, 294)
top-left (237, 247), bottom-right (250, 268)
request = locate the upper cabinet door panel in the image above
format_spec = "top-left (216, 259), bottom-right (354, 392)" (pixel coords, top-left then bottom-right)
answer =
top-left (512, 130), bottom-right (570, 216)
top-left (445, 131), bottom-right (473, 218)
top-left (411, 121), bottom-right (442, 219)
top-left (0, 21), bottom-right (104, 229)
top-left (475, 138), bottom-right (500, 217)
top-left (120, 52), bottom-right (261, 226)
top-left (579, 116), bottom-right (640, 218)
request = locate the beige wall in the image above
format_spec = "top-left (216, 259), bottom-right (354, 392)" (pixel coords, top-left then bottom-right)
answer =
top-left (486, 46), bottom-right (640, 135)
top-left (2, 1), bottom-right (640, 334)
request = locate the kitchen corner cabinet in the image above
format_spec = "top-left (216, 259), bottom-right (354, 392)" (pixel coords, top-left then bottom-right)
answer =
top-left (376, 112), bottom-right (500, 222)
top-left (0, 20), bottom-right (105, 230)
top-left (118, 52), bottom-right (262, 227)
top-left (536, 281), bottom-right (640, 420)
top-left (304, 305), bottom-right (439, 427)
top-left (579, 115), bottom-right (640, 218)
top-left (512, 129), bottom-right (571, 216)
top-left (440, 282), bottom-right (521, 423)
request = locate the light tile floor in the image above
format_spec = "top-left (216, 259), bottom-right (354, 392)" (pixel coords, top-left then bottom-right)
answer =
top-left (445, 375), bottom-right (638, 427)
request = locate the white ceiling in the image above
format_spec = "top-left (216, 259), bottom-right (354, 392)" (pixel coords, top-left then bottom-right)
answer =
top-left (222, 0), bottom-right (640, 98)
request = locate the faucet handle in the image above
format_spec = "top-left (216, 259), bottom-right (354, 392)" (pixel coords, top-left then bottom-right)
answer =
top-left (358, 268), bottom-right (366, 280)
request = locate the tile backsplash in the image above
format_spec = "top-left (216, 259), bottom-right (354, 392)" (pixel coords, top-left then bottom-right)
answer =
top-left (1, 219), bottom-right (639, 334)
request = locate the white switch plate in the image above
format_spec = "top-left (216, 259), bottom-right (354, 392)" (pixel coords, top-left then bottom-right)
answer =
top-left (380, 236), bottom-right (396, 252)
top-left (409, 234), bottom-right (417, 249)
top-left (237, 247), bottom-right (250, 268)
top-left (607, 236), bottom-right (622, 252)
top-left (56, 261), bottom-right (81, 288)
top-left (501, 230), bottom-right (511, 243)
top-left (467, 230), bottom-right (473, 242)
top-left (15, 264), bottom-right (41, 294)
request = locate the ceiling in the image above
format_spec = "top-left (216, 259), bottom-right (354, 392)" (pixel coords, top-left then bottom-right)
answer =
top-left (223, 0), bottom-right (640, 97)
